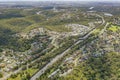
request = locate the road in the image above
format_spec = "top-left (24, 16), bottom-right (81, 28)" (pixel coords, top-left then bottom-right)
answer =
top-left (30, 14), bottom-right (105, 80)
top-left (99, 22), bottom-right (109, 35)
top-left (30, 31), bottom-right (94, 80)
top-left (0, 48), bottom-right (49, 80)
top-left (79, 14), bottom-right (105, 40)
top-left (30, 40), bottom-right (83, 80)
top-left (1, 68), bottom-right (22, 80)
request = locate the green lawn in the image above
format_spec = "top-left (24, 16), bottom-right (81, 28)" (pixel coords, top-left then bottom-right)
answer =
top-left (108, 25), bottom-right (120, 32)
top-left (8, 68), bottom-right (38, 80)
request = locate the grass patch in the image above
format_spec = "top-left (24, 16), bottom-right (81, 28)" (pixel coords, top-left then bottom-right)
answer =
top-left (8, 68), bottom-right (38, 80)
top-left (108, 25), bottom-right (120, 32)
top-left (92, 29), bottom-right (100, 34)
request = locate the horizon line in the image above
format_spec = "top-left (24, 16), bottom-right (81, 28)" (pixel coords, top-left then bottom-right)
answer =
top-left (0, 0), bottom-right (119, 2)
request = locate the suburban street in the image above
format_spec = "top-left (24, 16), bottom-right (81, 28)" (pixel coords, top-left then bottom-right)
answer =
top-left (30, 14), bottom-right (105, 80)
top-left (0, 48), bottom-right (49, 80)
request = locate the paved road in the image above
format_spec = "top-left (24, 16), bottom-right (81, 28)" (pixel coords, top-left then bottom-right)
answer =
top-left (1, 48), bottom-right (48, 80)
top-left (79, 14), bottom-right (105, 40)
top-left (30, 31), bottom-right (94, 80)
top-left (30, 41), bottom-right (83, 80)
top-left (99, 22), bottom-right (109, 35)
top-left (30, 14), bottom-right (105, 80)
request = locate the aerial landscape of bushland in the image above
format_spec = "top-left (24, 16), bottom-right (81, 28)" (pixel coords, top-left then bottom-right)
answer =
top-left (0, 0), bottom-right (119, 80)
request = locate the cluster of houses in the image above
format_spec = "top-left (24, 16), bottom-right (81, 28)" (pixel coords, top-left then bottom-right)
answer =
top-left (2, 27), bottom-right (53, 74)
top-left (47, 23), bottom-right (120, 79)
top-left (65, 24), bottom-right (90, 36)
top-left (0, 33), bottom-right (51, 78)
top-left (14, 27), bottom-right (46, 39)
top-left (47, 24), bottom-right (90, 47)
top-left (113, 17), bottom-right (120, 25)
top-left (81, 26), bottom-right (120, 57)
top-left (0, 49), bottom-right (28, 73)
top-left (48, 51), bottom-right (81, 78)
